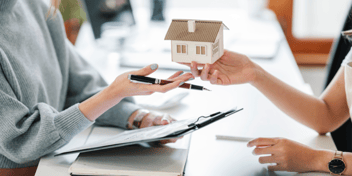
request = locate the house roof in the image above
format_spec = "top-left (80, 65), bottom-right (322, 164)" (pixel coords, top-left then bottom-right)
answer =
top-left (164, 19), bottom-right (229, 43)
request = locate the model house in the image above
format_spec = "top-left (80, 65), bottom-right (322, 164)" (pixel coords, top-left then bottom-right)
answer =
top-left (164, 19), bottom-right (229, 64)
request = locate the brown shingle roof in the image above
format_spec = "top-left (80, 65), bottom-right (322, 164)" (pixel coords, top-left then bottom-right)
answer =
top-left (164, 19), bottom-right (229, 43)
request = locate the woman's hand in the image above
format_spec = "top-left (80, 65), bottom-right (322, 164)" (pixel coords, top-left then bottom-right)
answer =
top-left (109, 64), bottom-right (194, 99)
top-left (180, 50), bottom-right (260, 85)
top-left (128, 110), bottom-right (180, 144)
top-left (247, 137), bottom-right (327, 173)
top-left (80, 64), bottom-right (193, 122)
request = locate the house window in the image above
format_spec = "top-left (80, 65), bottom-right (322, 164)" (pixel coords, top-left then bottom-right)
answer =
top-left (176, 44), bottom-right (187, 54)
top-left (212, 40), bottom-right (219, 56)
top-left (196, 46), bottom-right (206, 55)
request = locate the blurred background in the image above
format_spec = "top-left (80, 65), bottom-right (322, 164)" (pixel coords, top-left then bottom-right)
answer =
top-left (56, 0), bottom-right (352, 97)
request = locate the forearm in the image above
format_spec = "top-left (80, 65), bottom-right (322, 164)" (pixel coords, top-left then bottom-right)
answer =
top-left (79, 86), bottom-right (123, 121)
top-left (251, 64), bottom-right (334, 134)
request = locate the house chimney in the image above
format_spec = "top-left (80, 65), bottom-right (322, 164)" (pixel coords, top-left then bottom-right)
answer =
top-left (188, 20), bottom-right (196, 32)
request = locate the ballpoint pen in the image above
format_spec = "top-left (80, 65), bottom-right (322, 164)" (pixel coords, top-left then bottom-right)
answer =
top-left (215, 135), bottom-right (254, 142)
top-left (128, 74), bottom-right (211, 91)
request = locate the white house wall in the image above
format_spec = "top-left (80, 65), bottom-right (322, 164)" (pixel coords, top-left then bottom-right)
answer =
top-left (211, 25), bottom-right (224, 63)
top-left (171, 40), bottom-right (212, 64)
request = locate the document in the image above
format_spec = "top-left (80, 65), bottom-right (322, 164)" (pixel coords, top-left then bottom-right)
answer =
top-left (56, 108), bottom-right (243, 156)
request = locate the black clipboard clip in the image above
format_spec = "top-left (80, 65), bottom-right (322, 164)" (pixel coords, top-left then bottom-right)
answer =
top-left (187, 108), bottom-right (243, 128)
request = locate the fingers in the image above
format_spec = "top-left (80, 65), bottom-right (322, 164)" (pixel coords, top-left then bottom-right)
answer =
top-left (138, 112), bottom-right (181, 145)
top-left (210, 70), bottom-right (218, 84)
top-left (190, 61), bottom-right (201, 77)
top-left (252, 146), bottom-right (275, 155)
top-left (210, 70), bottom-right (224, 85)
top-left (138, 80), bottom-right (182, 94)
top-left (139, 113), bottom-right (154, 128)
top-left (170, 72), bottom-right (194, 82)
top-left (200, 64), bottom-right (210, 81)
top-left (148, 80), bottom-right (183, 93)
top-left (168, 71), bottom-right (184, 79)
top-left (152, 114), bottom-right (173, 126)
top-left (258, 156), bottom-right (276, 164)
top-left (166, 138), bottom-right (179, 143)
top-left (178, 62), bottom-right (191, 67)
top-left (132, 64), bottom-right (158, 76)
top-left (152, 115), bottom-right (164, 126)
top-left (247, 138), bottom-right (280, 147)
top-left (159, 137), bottom-right (180, 144)
top-left (135, 79), bottom-right (183, 95)
top-left (161, 114), bottom-right (173, 125)
top-left (267, 165), bottom-right (286, 171)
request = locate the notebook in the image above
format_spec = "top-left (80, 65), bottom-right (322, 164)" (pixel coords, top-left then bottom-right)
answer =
top-left (69, 135), bottom-right (191, 176)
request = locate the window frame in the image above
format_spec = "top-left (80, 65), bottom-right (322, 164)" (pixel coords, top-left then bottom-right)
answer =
top-left (196, 45), bottom-right (207, 56)
top-left (176, 44), bottom-right (188, 55)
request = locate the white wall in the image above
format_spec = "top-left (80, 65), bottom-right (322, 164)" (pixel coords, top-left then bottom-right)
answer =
top-left (171, 41), bottom-right (212, 64)
top-left (293, 0), bottom-right (352, 38)
top-left (211, 26), bottom-right (224, 63)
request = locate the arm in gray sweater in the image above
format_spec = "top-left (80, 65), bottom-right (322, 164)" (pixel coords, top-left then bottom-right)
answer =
top-left (0, 42), bottom-right (139, 167)
top-left (0, 0), bottom-right (137, 168)
top-left (62, 40), bottom-right (140, 129)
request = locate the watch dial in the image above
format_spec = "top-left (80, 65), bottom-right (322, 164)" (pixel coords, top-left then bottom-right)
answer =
top-left (329, 159), bottom-right (346, 174)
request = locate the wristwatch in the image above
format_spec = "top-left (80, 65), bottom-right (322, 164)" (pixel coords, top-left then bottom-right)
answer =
top-left (328, 151), bottom-right (346, 175)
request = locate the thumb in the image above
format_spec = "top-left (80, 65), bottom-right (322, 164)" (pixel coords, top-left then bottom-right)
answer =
top-left (133, 64), bottom-right (158, 76)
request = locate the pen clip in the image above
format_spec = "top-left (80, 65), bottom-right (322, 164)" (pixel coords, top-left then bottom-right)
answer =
top-left (130, 80), bottom-right (153, 84)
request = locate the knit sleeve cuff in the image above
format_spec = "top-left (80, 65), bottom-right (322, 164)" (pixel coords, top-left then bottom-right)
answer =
top-left (54, 103), bottom-right (94, 142)
top-left (95, 100), bottom-right (141, 129)
top-left (114, 102), bottom-right (141, 129)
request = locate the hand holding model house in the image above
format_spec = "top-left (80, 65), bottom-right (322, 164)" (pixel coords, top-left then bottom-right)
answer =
top-left (165, 20), bottom-right (260, 86)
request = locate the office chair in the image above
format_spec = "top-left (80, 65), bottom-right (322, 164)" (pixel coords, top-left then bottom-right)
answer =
top-left (82, 0), bottom-right (135, 39)
top-left (324, 6), bottom-right (352, 152)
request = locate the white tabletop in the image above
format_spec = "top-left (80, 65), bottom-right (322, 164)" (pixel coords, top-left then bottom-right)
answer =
top-left (36, 8), bottom-right (334, 176)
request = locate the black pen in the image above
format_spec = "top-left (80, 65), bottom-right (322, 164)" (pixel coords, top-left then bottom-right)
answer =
top-left (128, 74), bottom-right (211, 91)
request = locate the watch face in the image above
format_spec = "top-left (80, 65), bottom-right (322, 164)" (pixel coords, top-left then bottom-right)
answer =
top-left (329, 159), bottom-right (346, 174)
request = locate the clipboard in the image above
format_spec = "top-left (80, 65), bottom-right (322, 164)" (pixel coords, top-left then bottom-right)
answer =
top-left (55, 108), bottom-right (243, 156)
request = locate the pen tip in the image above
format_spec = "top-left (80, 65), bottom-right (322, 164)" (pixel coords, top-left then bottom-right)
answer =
top-left (203, 88), bottom-right (211, 91)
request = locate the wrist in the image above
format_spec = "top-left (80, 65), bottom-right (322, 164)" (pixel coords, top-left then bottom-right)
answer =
top-left (313, 149), bottom-right (335, 172)
top-left (79, 87), bottom-right (123, 121)
top-left (105, 84), bottom-right (125, 102)
top-left (249, 62), bottom-right (265, 86)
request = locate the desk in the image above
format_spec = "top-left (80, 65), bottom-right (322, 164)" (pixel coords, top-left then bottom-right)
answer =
top-left (36, 8), bottom-right (335, 176)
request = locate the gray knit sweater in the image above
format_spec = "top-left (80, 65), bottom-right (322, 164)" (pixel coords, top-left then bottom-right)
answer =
top-left (0, 0), bottom-right (140, 168)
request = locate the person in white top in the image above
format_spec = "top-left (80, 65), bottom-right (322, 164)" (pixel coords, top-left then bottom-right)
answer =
top-left (183, 47), bottom-right (352, 174)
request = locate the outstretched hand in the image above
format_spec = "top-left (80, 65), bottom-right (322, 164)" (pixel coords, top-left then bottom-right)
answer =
top-left (180, 50), bottom-right (259, 85)
top-left (110, 64), bottom-right (194, 99)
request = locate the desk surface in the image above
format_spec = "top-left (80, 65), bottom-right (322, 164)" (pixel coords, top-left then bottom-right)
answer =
top-left (36, 8), bottom-right (334, 176)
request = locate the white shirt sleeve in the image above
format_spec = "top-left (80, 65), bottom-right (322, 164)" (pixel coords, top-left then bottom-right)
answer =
top-left (344, 48), bottom-right (352, 115)
top-left (341, 47), bottom-right (352, 66)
